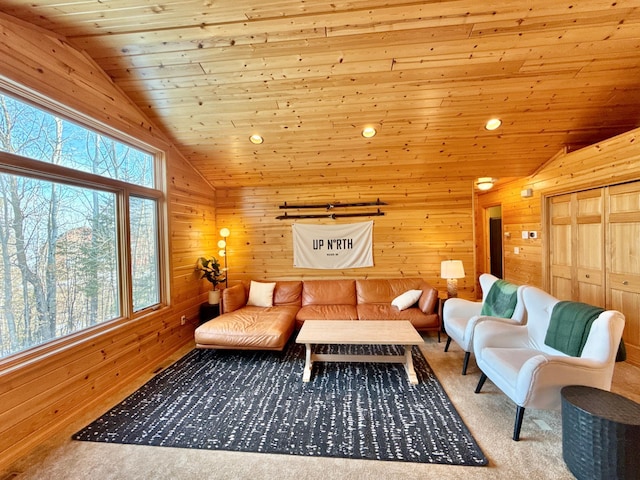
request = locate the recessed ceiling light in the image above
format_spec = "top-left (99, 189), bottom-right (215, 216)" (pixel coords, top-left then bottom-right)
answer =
top-left (362, 127), bottom-right (377, 138)
top-left (249, 134), bottom-right (264, 144)
top-left (476, 177), bottom-right (496, 191)
top-left (485, 118), bottom-right (502, 131)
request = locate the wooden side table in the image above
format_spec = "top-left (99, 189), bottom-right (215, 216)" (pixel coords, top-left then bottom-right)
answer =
top-left (199, 303), bottom-right (220, 324)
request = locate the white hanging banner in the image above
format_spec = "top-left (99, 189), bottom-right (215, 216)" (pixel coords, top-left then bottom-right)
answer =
top-left (292, 221), bottom-right (374, 269)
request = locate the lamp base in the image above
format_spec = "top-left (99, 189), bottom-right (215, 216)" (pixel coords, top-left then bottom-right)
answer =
top-left (446, 278), bottom-right (459, 298)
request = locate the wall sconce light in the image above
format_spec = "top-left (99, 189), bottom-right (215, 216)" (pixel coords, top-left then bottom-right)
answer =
top-left (219, 228), bottom-right (230, 287)
top-left (476, 177), bottom-right (496, 191)
top-left (440, 260), bottom-right (465, 298)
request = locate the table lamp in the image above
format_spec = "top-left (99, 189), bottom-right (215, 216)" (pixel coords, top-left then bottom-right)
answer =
top-left (440, 260), bottom-right (465, 298)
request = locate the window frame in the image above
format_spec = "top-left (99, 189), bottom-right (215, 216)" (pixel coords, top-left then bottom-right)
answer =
top-left (0, 84), bottom-right (169, 368)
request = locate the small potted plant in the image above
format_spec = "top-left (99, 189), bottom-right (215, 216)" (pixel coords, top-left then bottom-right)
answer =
top-left (196, 256), bottom-right (226, 304)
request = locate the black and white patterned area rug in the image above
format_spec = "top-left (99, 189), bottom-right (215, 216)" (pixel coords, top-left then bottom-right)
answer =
top-left (73, 342), bottom-right (487, 466)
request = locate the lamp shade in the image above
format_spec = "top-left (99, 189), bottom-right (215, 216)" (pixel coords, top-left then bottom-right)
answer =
top-left (440, 260), bottom-right (465, 279)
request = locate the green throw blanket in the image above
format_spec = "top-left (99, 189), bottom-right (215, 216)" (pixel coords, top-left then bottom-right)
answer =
top-left (545, 301), bottom-right (602, 356)
top-left (545, 301), bottom-right (626, 361)
top-left (480, 279), bottom-right (519, 318)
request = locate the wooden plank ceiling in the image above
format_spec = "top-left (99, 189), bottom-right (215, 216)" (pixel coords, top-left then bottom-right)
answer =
top-left (2, 1), bottom-right (640, 188)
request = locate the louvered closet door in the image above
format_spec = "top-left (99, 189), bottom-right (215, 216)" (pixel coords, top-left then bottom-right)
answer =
top-left (549, 189), bottom-right (605, 305)
top-left (575, 189), bottom-right (606, 307)
top-left (549, 194), bottom-right (574, 300)
top-left (607, 181), bottom-right (640, 366)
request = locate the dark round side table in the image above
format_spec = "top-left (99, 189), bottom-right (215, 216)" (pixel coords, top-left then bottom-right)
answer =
top-left (561, 385), bottom-right (640, 480)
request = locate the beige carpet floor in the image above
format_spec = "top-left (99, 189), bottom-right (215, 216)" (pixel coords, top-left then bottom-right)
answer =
top-left (4, 333), bottom-right (640, 480)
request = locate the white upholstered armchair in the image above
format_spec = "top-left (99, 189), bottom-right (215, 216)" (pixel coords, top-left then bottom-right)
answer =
top-left (443, 273), bottom-right (527, 375)
top-left (473, 286), bottom-right (625, 441)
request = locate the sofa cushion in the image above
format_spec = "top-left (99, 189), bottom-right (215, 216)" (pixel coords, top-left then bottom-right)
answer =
top-left (357, 304), bottom-right (439, 328)
top-left (222, 283), bottom-right (247, 313)
top-left (301, 279), bottom-right (356, 305)
top-left (273, 281), bottom-right (303, 306)
top-left (195, 305), bottom-right (297, 351)
top-left (295, 304), bottom-right (358, 328)
top-left (247, 281), bottom-right (276, 307)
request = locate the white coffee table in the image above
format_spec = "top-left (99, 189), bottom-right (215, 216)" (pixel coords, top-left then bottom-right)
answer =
top-left (295, 320), bottom-right (424, 384)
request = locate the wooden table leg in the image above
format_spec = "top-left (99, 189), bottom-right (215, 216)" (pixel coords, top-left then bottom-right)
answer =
top-left (404, 345), bottom-right (418, 384)
top-left (302, 343), bottom-right (313, 382)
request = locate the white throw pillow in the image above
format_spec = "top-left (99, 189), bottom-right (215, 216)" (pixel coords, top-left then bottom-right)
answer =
top-left (391, 289), bottom-right (423, 311)
top-left (247, 281), bottom-right (276, 307)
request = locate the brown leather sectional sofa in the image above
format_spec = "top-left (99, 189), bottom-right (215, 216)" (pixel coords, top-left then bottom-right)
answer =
top-left (195, 278), bottom-right (440, 351)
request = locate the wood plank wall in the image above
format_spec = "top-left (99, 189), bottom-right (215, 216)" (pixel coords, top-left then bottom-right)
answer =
top-left (475, 127), bottom-right (640, 366)
top-left (215, 180), bottom-right (477, 296)
top-left (3, 8), bottom-right (637, 471)
top-left (0, 14), bottom-right (217, 470)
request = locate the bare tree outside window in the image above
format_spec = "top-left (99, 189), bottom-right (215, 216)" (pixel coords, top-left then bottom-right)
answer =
top-left (0, 92), bottom-right (161, 359)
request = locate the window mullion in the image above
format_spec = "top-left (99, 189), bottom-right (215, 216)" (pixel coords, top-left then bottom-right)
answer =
top-left (119, 189), bottom-right (134, 319)
top-left (0, 151), bottom-right (160, 199)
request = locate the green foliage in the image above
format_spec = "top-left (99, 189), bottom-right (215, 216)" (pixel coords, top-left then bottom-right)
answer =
top-left (196, 256), bottom-right (225, 290)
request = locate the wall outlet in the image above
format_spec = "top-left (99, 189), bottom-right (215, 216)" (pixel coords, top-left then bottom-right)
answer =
top-left (529, 231), bottom-right (538, 239)
top-left (180, 315), bottom-right (187, 325)
top-left (514, 247), bottom-right (520, 254)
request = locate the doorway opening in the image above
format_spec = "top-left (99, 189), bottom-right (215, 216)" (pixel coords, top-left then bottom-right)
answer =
top-left (486, 205), bottom-right (503, 278)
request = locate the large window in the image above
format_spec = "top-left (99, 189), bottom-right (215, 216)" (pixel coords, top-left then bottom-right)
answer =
top-left (0, 91), bottom-right (164, 359)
